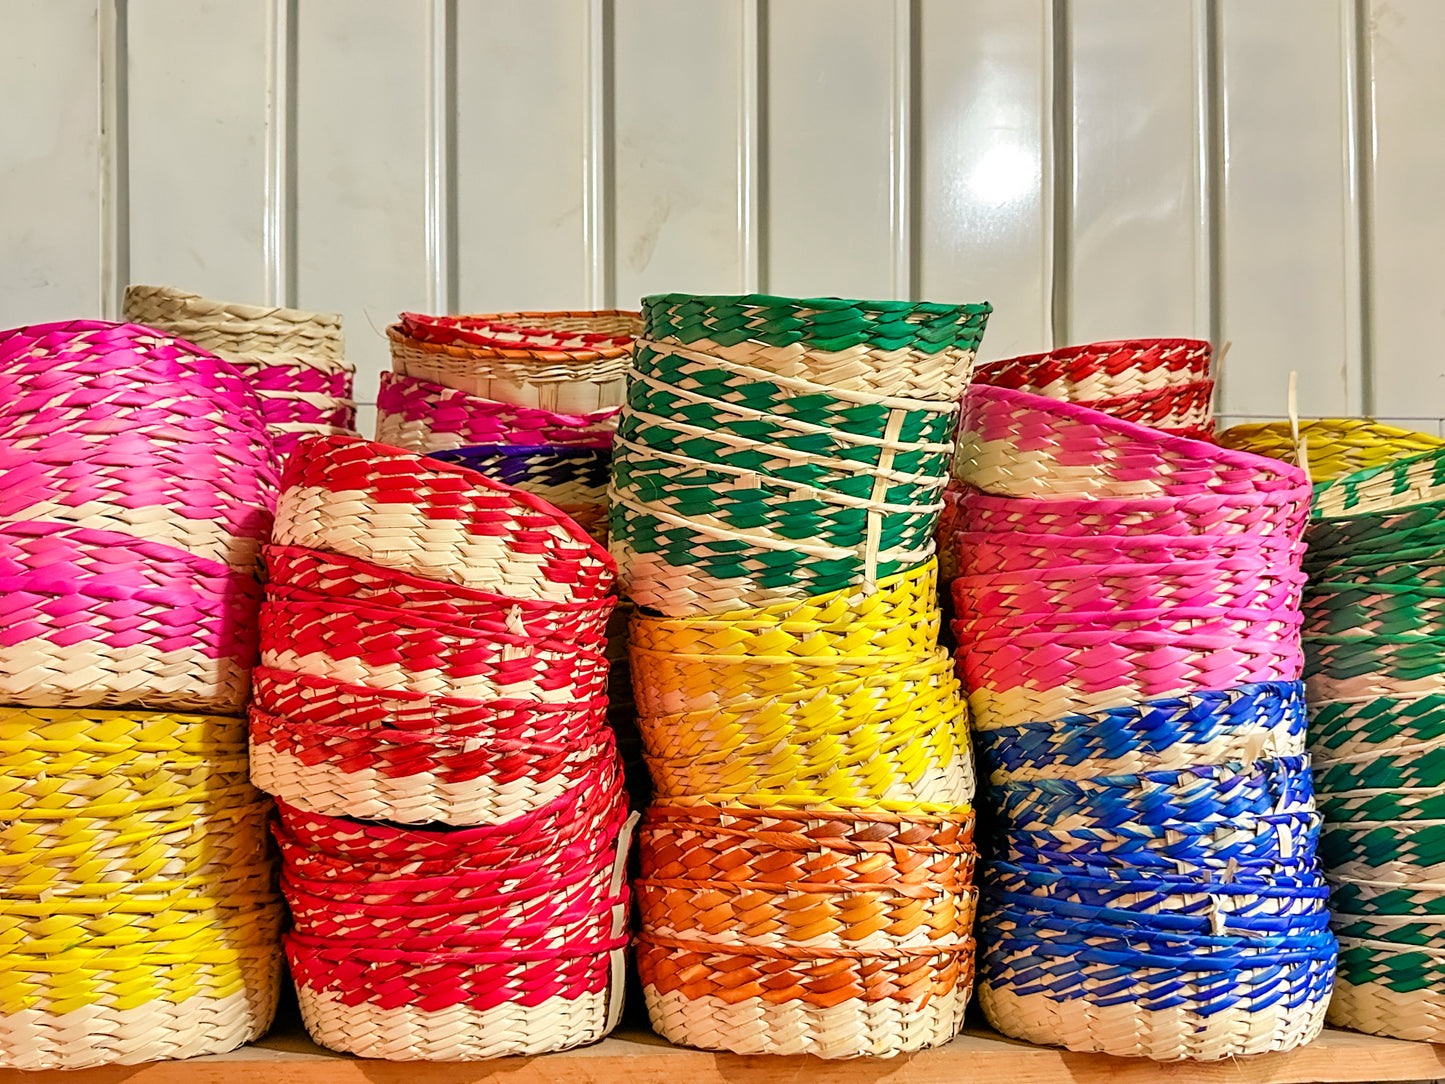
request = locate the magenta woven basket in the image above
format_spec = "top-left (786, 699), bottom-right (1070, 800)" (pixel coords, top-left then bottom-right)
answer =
top-left (263, 544), bottom-right (614, 640)
top-left (955, 384), bottom-right (1302, 500)
top-left (959, 626), bottom-right (1305, 728)
top-left (273, 435), bottom-right (614, 600)
top-left (953, 605), bottom-right (1303, 644)
top-left (951, 485), bottom-right (1310, 541)
top-left (259, 596), bottom-right (610, 702)
top-left (374, 371), bottom-right (618, 454)
top-left (952, 558), bottom-right (1306, 623)
top-left (0, 519), bottom-right (261, 712)
top-left (250, 705), bottom-right (619, 825)
top-left (251, 666), bottom-right (609, 739)
top-left (954, 530), bottom-right (1306, 578)
top-left (0, 321), bottom-right (277, 571)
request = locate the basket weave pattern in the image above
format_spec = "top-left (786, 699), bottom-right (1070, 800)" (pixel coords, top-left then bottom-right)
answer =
top-left (251, 435), bottom-right (632, 1060)
top-left (1299, 438), bottom-right (1445, 1041)
top-left (950, 352), bottom-right (1336, 1060)
top-left (1218, 419), bottom-right (1445, 484)
top-left (123, 285), bottom-right (357, 458)
top-left (613, 294), bottom-right (984, 1058)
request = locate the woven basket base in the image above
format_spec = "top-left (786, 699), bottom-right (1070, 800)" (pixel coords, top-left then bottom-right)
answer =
top-left (642, 984), bottom-right (970, 1059)
top-left (0, 974), bottom-right (279, 1071)
top-left (296, 986), bottom-right (611, 1060)
top-left (251, 739), bottom-right (599, 826)
top-left (978, 982), bottom-right (1327, 1061)
top-left (1328, 978), bottom-right (1445, 1042)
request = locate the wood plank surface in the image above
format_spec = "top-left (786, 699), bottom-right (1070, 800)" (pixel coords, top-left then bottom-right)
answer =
top-left (2, 1025), bottom-right (1441, 1084)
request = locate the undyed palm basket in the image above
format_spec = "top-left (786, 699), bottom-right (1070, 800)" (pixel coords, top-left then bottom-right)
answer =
top-left (123, 284), bottom-right (357, 457)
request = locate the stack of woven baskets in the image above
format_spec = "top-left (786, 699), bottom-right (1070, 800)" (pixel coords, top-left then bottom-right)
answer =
top-left (1295, 441), bottom-right (1445, 1041)
top-left (123, 285), bottom-right (356, 458)
top-left (249, 434), bottom-right (633, 1060)
top-left (612, 293), bottom-right (988, 1058)
top-left (950, 375), bottom-right (1336, 1060)
top-left (0, 321), bottom-right (282, 1069)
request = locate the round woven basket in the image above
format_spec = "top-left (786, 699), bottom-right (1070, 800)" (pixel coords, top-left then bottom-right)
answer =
top-left (374, 370), bottom-right (618, 454)
top-left (0, 321), bottom-right (277, 572)
top-left (1313, 445), bottom-right (1445, 519)
top-left (122, 285), bottom-right (344, 358)
top-left (0, 520), bottom-right (261, 713)
top-left (972, 338), bottom-right (1212, 402)
top-left (956, 384), bottom-right (1304, 500)
top-left (641, 293), bottom-right (990, 401)
top-left (1218, 419), bottom-right (1445, 484)
top-left (1330, 939), bottom-right (1445, 1042)
top-left (428, 443), bottom-right (610, 512)
top-left (388, 310), bottom-right (639, 412)
top-left (978, 908), bottom-right (1334, 1060)
top-left (272, 435), bottom-right (614, 598)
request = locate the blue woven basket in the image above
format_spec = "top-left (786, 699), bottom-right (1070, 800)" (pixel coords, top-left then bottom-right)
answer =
top-left (976, 681), bottom-right (1306, 780)
top-left (985, 888), bottom-right (1331, 937)
top-left (1003, 811), bottom-right (1323, 871)
top-left (426, 443), bottom-right (611, 501)
top-left (992, 755), bottom-right (1317, 832)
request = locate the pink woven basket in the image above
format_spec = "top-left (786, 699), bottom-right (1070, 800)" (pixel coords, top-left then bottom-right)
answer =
top-left (250, 705), bottom-right (618, 825)
top-left (259, 597), bottom-right (610, 702)
top-left (374, 371), bottom-right (618, 454)
top-left (954, 530), bottom-right (1305, 578)
top-left (0, 520), bottom-right (260, 712)
top-left (950, 485), bottom-right (1310, 541)
top-left (953, 605), bottom-right (1303, 643)
top-left (0, 321), bottom-right (276, 571)
top-left (952, 558), bottom-right (1306, 622)
top-left (955, 384), bottom-right (1302, 500)
top-left (959, 627), bottom-right (1305, 728)
top-left (272, 435), bottom-right (613, 599)
top-left (251, 666), bottom-right (608, 740)
top-left (263, 545), bottom-right (614, 640)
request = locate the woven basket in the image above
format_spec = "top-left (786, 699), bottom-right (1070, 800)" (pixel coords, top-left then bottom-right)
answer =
top-left (1218, 419), bottom-right (1445, 484)
top-left (1083, 379), bottom-right (1216, 437)
top-left (0, 520), bottom-right (261, 712)
top-left (375, 370), bottom-right (618, 454)
top-left (955, 530), bottom-right (1304, 578)
top-left (122, 284), bottom-right (344, 357)
top-left (1313, 445), bottom-right (1445, 518)
top-left (636, 802), bottom-right (977, 1059)
top-left (972, 338), bottom-right (1212, 402)
top-left (388, 310), bottom-right (638, 412)
top-left (952, 485), bottom-right (1311, 540)
top-left (0, 321), bottom-right (277, 571)
top-left (250, 705), bottom-right (617, 825)
top-left (977, 681), bottom-right (1307, 781)
top-left (1310, 692), bottom-right (1445, 758)
top-left (642, 293), bottom-right (989, 401)
top-left (428, 444), bottom-right (610, 513)
top-left (264, 545), bottom-right (613, 639)
top-left (252, 666), bottom-right (608, 739)
top-left (1306, 497), bottom-right (1445, 563)
top-left (272, 435), bottom-right (614, 599)
top-left (978, 908), bottom-right (1334, 1060)
top-left (629, 608), bottom-right (939, 658)
top-left (259, 596), bottom-right (610, 702)
top-left (1330, 939), bottom-right (1445, 1042)
top-left (956, 384), bottom-right (1304, 500)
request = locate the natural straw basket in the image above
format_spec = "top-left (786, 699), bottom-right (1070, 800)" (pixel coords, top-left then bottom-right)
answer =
top-left (0, 520), bottom-right (261, 712)
top-left (1218, 419), bottom-right (1445, 484)
top-left (374, 371), bottom-right (618, 453)
top-left (388, 310), bottom-right (639, 413)
top-left (123, 285), bottom-right (344, 360)
top-left (272, 435), bottom-right (614, 598)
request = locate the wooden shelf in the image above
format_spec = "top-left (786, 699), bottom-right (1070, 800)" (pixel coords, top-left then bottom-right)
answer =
top-left (2, 1025), bottom-right (1442, 1084)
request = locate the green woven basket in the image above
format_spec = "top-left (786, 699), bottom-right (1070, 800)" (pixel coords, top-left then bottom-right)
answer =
top-left (1314, 445), bottom-right (1445, 518)
top-left (1320, 819), bottom-right (1445, 872)
top-left (1305, 635), bottom-right (1445, 682)
top-left (1316, 789), bottom-right (1445, 823)
top-left (1331, 878), bottom-right (1445, 918)
top-left (1305, 583), bottom-right (1445, 638)
top-left (1310, 694), bottom-right (1445, 757)
top-left (1316, 745), bottom-right (1445, 793)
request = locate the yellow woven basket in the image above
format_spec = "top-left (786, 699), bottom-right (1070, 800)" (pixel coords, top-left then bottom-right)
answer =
top-left (1216, 419), bottom-right (1444, 483)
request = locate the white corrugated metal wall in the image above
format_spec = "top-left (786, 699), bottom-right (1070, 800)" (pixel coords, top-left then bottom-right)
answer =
top-left (3, 0), bottom-right (1443, 432)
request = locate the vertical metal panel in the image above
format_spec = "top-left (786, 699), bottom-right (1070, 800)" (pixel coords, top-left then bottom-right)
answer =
top-left (127, 0), bottom-right (268, 301)
top-left (738, 0), bottom-right (762, 291)
top-left (764, 0), bottom-right (896, 299)
top-left (0, 0), bottom-right (104, 326)
top-left (917, 0), bottom-right (1052, 360)
top-left (295, 0), bottom-right (430, 411)
top-left (423, 0), bottom-right (457, 316)
top-left (1066, 0), bottom-right (1205, 344)
top-left (1217, 0), bottom-right (1356, 419)
top-left (612, 0), bottom-right (745, 308)
top-left (263, 0), bottom-right (296, 307)
top-left (1363, 0), bottom-right (1445, 417)
top-left (890, 0), bottom-right (914, 301)
top-left (99, 0), bottom-right (130, 320)
top-left (454, 0), bottom-right (589, 310)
